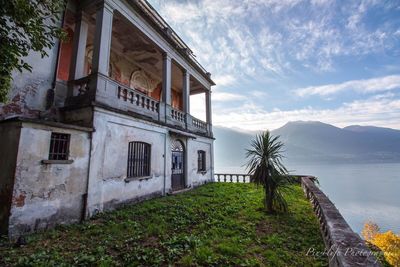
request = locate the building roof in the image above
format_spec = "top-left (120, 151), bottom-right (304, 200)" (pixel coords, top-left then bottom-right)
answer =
top-left (132, 0), bottom-right (216, 86)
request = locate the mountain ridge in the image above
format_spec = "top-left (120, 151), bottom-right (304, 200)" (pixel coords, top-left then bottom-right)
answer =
top-left (214, 121), bottom-right (400, 170)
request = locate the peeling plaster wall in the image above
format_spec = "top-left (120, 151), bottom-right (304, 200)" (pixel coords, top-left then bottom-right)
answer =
top-left (187, 137), bottom-right (214, 187)
top-left (85, 107), bottom-right (214, 216)
top-left (8, 123), bottom-right (90, 238)
top-left (0, 122), bottom-right (21, 235)
top-left (0, 45), bottom-right (60, 120)
top-left (86, 108), bottom-right (170, 215)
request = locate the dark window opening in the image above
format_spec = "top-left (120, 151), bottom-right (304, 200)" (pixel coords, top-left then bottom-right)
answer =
top-left (198, 150), bottom-right (206, 172)
top-left (49, 133), bottom-right (70, 160)
top-left (127, 141), bottom-right (151, 178)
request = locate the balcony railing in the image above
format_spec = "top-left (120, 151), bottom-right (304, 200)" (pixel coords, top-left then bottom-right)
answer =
top-left (214, 174), bottom-right (251, 183)
top-left (71, 76), bottom-right (91, 96)
top-left (171, 108), bottom-right (184, 122)
top-left (66, 73), bottom-right (211, 136)
top-left (117, 85), bottom-right (159, 114)
top-left (192, 117), bottom-right (207, 130)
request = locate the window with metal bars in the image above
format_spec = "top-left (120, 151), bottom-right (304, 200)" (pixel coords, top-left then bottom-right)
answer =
top-left (198, 150), bottom-right (206, 172)
top-left (127, 141), bottom-right (151, 178)
top-left (48, 133), bottom-right (70, 160)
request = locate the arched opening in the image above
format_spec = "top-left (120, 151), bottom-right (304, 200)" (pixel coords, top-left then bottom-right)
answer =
top-left (171, 139), bottom-right (185, 191)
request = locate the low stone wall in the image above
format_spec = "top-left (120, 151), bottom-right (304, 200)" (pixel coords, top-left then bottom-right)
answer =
top-left (301, 176), bottom-right (381, 267)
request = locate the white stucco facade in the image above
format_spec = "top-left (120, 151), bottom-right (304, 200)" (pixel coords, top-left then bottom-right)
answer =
top-left (0, 0), bottom-right (215, 238)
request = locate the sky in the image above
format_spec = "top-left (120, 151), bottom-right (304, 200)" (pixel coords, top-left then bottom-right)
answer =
top-left (148, 0), bottom-right (400, 131)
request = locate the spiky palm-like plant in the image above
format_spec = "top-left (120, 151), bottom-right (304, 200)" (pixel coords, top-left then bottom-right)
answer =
top-left (245, 131), bottom-right (293, 213)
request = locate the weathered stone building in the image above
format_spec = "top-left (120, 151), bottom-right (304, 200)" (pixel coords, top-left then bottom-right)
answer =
top-left (0, 0), bottom-right (215, 238)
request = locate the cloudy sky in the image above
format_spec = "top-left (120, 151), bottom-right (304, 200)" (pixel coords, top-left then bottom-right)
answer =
top-left (148, 0), bottom-right (400, 131)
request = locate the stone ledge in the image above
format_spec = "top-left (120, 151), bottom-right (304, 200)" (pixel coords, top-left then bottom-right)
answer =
top-left (41, 160), bottom-right (74, 164)
top-left (300, 176), bottom-right (381, 267)
top-left (1, 117), bottom-right (93, 132)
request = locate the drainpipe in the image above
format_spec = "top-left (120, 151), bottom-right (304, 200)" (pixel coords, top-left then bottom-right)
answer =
top-left (52, 8), bottom-right (65, 89)
top-left (82, 106), bottom-right (95, 220)
top-left (82, 131), bottom-right (92, 220)
top-left (46, 7), bottom-right (66, 111)
top-left (163, 132), bottom-right (167, 195)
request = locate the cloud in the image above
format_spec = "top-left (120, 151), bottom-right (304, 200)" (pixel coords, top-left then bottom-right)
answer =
top-left (149, 0), bottom-right (400, 131)
top-left (151, 0), bottom-right (400, 80)
top-left (213, 92), bottom-right (245, 102)
top-left (213, 74), bottom-right (236, 86)
top-left (250, 90), bottom-right (268, 98)
top-left (212, 95), bottom-right (400, 131)
top-left (295, 75), bottom-right (400, 97)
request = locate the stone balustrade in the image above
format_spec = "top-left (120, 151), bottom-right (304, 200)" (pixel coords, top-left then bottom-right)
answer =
top-left (214, 173), bottom-right (382, 267)
top-left (66, 73), bottom-right (212, 137)
top-left (70, 76), bottom-right (91, 96)
top-left (171, 108), bottom-right (185, 122)
top-left (191, 116), bottom-right (207, 132)
top-left (301, 176), bottom-right (380, 267)
top-left (214, 173), bottom-right (251, 183)
top-left (117, 84), bottom-right (159, 114)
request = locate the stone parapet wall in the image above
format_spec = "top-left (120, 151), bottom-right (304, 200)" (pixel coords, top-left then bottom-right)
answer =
top-left (301, 176), bottom-right (380, 267)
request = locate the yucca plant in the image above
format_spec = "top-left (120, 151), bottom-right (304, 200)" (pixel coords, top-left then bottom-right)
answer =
top-left (245, 131), bottom-right (293, 213)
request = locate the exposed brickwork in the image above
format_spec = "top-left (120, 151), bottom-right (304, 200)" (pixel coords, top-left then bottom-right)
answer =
top-left (12, 192), bottom-right (26, 208)
top-left (0, 83), bottom-right (41, 121)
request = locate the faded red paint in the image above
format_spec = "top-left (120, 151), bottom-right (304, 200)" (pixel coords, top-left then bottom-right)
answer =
top-left (13, 193), bottom-right (26, 207)
top-left (150, 83), bottom-right (161, 101)
top-left (57, 27), bottom-right (74, 81)
top-left (172, 89), bottom-right (183, 110)
top-left (0, 85), bottom-right (40, 120)
top-left (110, 64), bottom-right (122, 83)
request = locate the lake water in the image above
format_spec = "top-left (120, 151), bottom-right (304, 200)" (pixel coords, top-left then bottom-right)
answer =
top-left (215, 162), bottom-right (400, 235)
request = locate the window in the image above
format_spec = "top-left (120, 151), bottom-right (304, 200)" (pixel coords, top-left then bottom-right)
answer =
top-left (49, 133), bottom-right (70, 160)
top-left (198, 150), bottom-right (206, 172)
top-left (127, 141), bottom-right (151, 178)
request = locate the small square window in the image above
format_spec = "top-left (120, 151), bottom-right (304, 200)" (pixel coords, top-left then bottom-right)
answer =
top-left (198, 150), bottom-right (206, 172)
top-left (49, 133), bottom-right (70, 160)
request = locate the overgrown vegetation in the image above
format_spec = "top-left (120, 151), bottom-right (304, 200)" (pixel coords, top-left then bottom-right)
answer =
top-left (0, 0), bottom-right (66, 102)
top-left (246, 131), bottom-right (293, 213)
top-left (0, 183), bottom-right (327, 266)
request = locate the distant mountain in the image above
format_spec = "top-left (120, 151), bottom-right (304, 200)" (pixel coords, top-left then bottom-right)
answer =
top-left (213, 126), bottom-right (254, 169)
top-left (214, 121), bottom-right (400, 170)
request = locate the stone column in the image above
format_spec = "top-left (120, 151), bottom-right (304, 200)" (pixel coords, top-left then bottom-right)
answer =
top-left (69, 11), bottom-right (89, 81)
top-left (205, 90), bottom-right (212, 135)
top-left (182, 69), bottom-right (190, 128)
top-left (67, 11), bottom-right (89, 98)
top-left (91, 1), bottom-right (114, 76)
top-left (160, 53), bottom-right (172, 122)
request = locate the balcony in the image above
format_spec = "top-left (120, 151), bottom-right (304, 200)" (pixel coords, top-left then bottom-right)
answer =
top-left (57, 1), bottom-right (214, 137)
top-left (66, 73), bottom-right (209, 136)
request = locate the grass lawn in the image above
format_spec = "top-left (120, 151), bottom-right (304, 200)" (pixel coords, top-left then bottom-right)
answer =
top-left (0, 183), bottom-right (327, 266)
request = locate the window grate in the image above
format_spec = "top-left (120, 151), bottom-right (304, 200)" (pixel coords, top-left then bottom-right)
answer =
top-left (127, 141), bottom-right (151, 178)
top-left (49, 133), bottom-right (70, 160)
top-left (198, 150), bottom-right (206, 172)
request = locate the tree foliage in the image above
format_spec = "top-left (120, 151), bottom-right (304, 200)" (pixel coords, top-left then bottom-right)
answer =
top-left (362, 221), bottom-right (400, 266)
top-left (245, 131), bottom-right (293, 213)
top-left (0, 0), bottom-right (66, 103)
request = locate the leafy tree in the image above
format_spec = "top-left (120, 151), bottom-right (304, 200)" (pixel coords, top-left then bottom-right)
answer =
top-left (362, 221), bottom-right (380, 241)
top-left (0, 0), bottom-right (66, 103)
top-left (362, 221), bottom-right (400, 267)
top-left (245, 131), bottom-right (293, 213)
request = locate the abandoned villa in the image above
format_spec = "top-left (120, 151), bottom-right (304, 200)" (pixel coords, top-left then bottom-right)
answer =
top-left (0, 0), bottom-right (215, 238)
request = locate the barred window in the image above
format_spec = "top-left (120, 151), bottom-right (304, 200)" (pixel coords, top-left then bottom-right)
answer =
top-left (49, 133), bottom-right (70, 160)
top-left (127, 141), bottom-right (151, 178)
top-left (198, 150), bottom-right (206, 172)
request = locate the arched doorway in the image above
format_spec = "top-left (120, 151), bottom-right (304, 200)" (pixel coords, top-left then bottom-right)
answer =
top-left (171, 139), bottom-right (185, 191)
